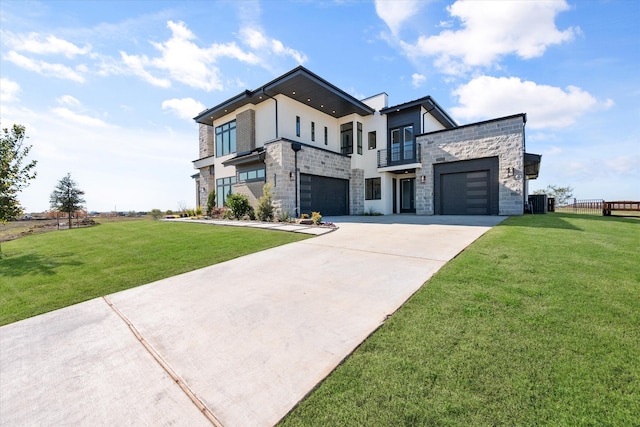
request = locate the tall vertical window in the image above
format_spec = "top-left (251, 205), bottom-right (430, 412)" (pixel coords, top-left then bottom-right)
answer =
top-left (357, 122), bottom-right (363, 155)
top-left (311, 122), bottom-right (315, 141)
top-left (390, 125), bottom-right (413, 162)
top-left (368, 131), bottom-right (376, 150)
top-left (296, 116), bottom-right (301, 137)
top-left (340, 122), bottom-right (353, 155)
top-left (216, 176), bottom-right (236, 207)
top-left (215, 120), bottom-right (236, 157)
top-left (324, 126), bottom-right (328, 145)
top-left (365, 178), bottom-right (381, 200)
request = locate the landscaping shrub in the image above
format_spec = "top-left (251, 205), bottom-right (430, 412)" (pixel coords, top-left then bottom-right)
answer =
top-left (206, 191), bottom-right (216, 216)
top-left (225, 193), bottom-right (252, 219)
top-left (256, 183), bottom-right (274, 221)
top-left (311, 211), bottom-right (322, 225)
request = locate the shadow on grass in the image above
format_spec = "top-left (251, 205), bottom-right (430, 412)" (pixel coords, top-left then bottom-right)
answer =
top-left (0, 252), bottom-right (83, 277)
top-left (500, 212), bottom-right (639, 230)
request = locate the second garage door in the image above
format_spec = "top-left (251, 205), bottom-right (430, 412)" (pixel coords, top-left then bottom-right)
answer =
top-left (299, 174), bottom-right (349, 216)
top-left (434, 157), bottom-right (499, 215)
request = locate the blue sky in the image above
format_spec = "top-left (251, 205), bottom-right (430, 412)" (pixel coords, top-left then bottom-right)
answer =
top-left (1, 0), bottom-right (638, 213)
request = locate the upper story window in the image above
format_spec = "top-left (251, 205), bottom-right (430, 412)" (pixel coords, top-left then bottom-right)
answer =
top-left (311, 122), bottom-right (315, 142)
top-left (215, 120), bottom-right (236, 157)
top-left (390, 125), bottom-right (413, 162)
top-left (324, 126), bottom-right (328, 145)
top-left (357, 122), bottom-right (363, 155)
top-left (340, 122), bottom-right (353, 155)
top-left (368, 131), bottom-right (376, 150)
top-left (296, 116), bottom-right (301, 137)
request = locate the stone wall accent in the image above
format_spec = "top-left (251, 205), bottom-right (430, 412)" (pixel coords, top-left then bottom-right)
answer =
top-left (198, 124), bottom-right (214, 158)
top-left (417, 115), bottom-right (525, 215)
top-left (350, 169), bottom-right (364, 215)
top-left (236, 109), bottom-right (256, 153)
top-left (233, 181), bottom-right (264, 207)
top-left (196, 166), bottom-right (215, 208)
top-left (265, 140), bottom-right (352, 216)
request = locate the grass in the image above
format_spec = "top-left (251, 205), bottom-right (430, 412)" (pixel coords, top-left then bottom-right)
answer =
top-left (279, 213), bottom-right (640, 426)
top-left (0, 219), bottom-right (309, 326)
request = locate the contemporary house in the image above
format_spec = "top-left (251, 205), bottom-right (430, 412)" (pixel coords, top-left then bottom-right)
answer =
top-left (193, 66), bottom-right (540, 216)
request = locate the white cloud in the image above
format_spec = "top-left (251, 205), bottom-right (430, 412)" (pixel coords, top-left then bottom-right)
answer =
top-left (397, 0), bottom-right (578, 75)
top-left (4, 32), bottom-right (91, 58)
top-left (450, 76), bottom-right (613, 129)
top-left (162, 98), bottom-right (205, 121)
top-left (51, 107), bottom-right (109, 128)
top-left (120, 20), bottom-right (265, 91)
top-left (4, 51), bottom-right (86, 82)
top-left (0, 77), bottom-right (20, 102)
top-left (56, 95), bottom-right (81, 107)
top-left (120, 51), bottom-right (171, 88)
top-left (411, 73), bottom-right (426, 88)
top-left (374, 0), bottom-right (424, 36)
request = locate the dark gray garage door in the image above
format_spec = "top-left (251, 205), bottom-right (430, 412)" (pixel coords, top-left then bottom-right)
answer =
top-left (434, 157), bottom-right (499, 215)
top-left (300, 174), bottom-right (349, 216)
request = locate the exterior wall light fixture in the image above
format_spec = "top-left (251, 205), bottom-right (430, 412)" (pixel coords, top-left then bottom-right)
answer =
top-left (421, 175), bottom-right (426, 183)
top-left (289, 171), bottom-right (294, 181)
top-left (506, 167), bottom-right (514, 177)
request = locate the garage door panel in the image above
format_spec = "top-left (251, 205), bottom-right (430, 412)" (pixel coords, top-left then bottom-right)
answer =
top-left (434, 157), bottom-right (499, 215)
top-left (300, 174), bottom-right (348, 216)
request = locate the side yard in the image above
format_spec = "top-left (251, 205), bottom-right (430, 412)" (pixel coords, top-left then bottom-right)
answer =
top-left (280, 213), bottom-right (639, 426)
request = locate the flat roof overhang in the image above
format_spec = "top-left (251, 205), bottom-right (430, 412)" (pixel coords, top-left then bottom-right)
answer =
top-left (192, 155), bottom-right (216, 169)
top-left (380, 96), bottom-right (458, 129)
top-left (222, 148), bottom-right (266, 167)
top-left (194, 66), bottom-right (375, 126)
top-left (524, 153), bottom-right (542, 180)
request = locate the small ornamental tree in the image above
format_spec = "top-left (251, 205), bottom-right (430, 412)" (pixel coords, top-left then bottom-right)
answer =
top-left (50, 173), bottom-right (86, 228)
top-left (206, 190), bottom-right (216, 216)
top-left (255, 183), bottom-right (274, 221)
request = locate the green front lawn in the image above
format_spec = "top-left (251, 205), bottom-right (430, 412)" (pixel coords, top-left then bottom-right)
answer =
top-left (0, 219), bottom-right (309, 326)
top-left (280, 214), bottom-right (640, 426)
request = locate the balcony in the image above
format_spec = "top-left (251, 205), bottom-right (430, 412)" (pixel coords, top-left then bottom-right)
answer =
top-left (377, 144), bottom-right (421, 169)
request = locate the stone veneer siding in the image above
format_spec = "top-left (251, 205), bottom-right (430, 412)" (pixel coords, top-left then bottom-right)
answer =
top-left (198, 124), bottom-right (214, 158)
top-left (236, 109), bottom-right (256, 153)
top-left (264, 140), bottom-right (353, 216)
top-left (417, 114), bottom-right (526, 216)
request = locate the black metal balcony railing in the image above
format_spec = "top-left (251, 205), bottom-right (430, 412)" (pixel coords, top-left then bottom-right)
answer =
top-left (377, 144), bottom-right (421, 168)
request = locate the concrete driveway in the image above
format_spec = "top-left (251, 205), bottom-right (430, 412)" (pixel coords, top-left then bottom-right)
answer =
top-left (1, 215), bottom-right (505, 426)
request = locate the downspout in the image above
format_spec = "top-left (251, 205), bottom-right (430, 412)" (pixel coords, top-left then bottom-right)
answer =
top-left (292, 142), bottom-right (302, 217)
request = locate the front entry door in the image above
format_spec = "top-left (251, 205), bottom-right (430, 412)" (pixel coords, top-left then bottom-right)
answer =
top-left (400, 178), bottom-right (415, 213)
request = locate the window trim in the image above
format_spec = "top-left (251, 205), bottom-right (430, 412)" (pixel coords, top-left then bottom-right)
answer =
top-left (357, 122), bottom-right (363, 155)
top-left (365, 177), bottom-right (382, 200)
top-left (340, 122), bottom-right (354, 155)
top-left (215, 120), bottom-right (237, 157)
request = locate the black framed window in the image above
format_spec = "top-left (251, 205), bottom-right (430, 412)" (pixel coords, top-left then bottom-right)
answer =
top-left (296, 116), bottom-right (301, 137)
top-left (311, 122), bottom-right (315, 141)
top-left (340, 122), bottom-right (353, 155)
top-left (215, 120), bottom-right (236, 157)
top-left (365, 178), bottom-right (381, 200)
top-left (324, 126), bottom-right (328, 145)
top-left (357, 122), bottom-right (363, 155)
top-left (238, 166), bottom-right (266, 183)
top-left (216, 176), bottom-right (236, 207)
top-left (368, 131), bottom-right (376, 150)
